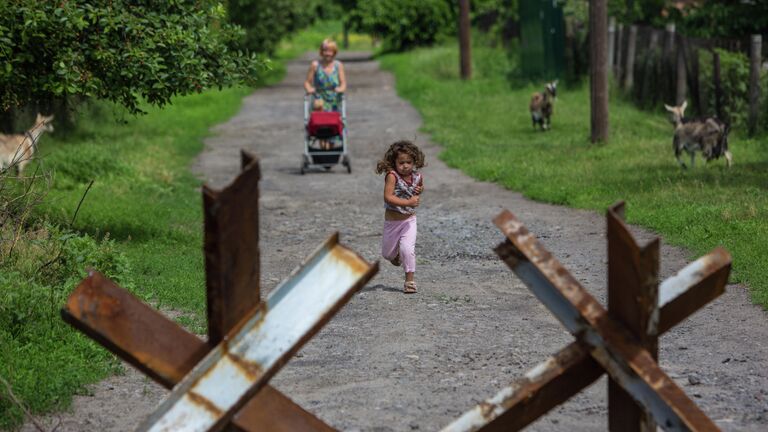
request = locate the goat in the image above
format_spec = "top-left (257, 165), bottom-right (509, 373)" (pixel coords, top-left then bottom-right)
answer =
top-left (529, 81), bottom-right (557, 131)
top-left (0, 113), bottom-right (55, 176)
top-left (664, 101), bottom-right (732, 169)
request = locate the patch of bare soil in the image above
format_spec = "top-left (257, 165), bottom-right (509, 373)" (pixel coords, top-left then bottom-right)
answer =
top-left (24, 52), bottom-right (768, 431)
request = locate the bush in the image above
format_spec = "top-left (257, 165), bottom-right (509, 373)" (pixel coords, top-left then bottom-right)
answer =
top-left (698, 48), bottom-right (750, 128)
top-left (347, 0), bottom-right (456, 52)
top-left (0, 223), bottom-right (131, 428)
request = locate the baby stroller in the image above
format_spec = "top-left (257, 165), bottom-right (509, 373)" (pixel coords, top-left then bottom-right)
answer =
top-left (302, 93), bottom-right (351, 174)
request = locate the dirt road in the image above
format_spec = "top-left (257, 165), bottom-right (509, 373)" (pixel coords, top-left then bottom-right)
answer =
top-left (26, 52), bottom-right (768, 431)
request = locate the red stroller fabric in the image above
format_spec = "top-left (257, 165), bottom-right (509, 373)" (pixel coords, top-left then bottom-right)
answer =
top-left (308, 111), bottom-right (343, 138)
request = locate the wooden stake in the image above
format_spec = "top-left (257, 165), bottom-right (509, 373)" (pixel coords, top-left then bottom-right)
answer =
top-left (590, 0), bottom-right (609, 142)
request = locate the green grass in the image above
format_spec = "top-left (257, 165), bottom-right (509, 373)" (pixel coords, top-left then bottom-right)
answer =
top-left (379, 41), bottom-right (768, 308)
top-left (0, 19), bottom-right (352, 430)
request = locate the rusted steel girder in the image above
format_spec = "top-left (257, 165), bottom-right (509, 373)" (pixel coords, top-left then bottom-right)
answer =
top-left (138, 234), bottom-right (378, 432)
top-left (204, 151), bottom-right (262, 345)
top-left (61, 271), bottom-right (336, 432)
top-left (607, 201), bottom-right (660, 432)
top-left (489, 209), bottom-right (722, 431)
top-left (61, 151), bottom-right (375, 432)
top-left (441, 246), bottom-right (731, 432)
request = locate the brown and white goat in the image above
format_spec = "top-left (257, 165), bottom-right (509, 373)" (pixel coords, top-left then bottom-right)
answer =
top-left (0, 113), bottom-right (54, 176)
top-left (529, 81), bottom-right (557, 131)
top-left (664, 101), bottom-right (732, 169)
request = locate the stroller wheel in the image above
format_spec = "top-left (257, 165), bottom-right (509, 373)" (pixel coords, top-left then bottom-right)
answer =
top-left (342, 155), bottom-right (352, 174)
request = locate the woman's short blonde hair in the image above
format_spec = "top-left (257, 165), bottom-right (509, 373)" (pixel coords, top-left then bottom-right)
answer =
top-left (319, 39), bottom-right (338, 56)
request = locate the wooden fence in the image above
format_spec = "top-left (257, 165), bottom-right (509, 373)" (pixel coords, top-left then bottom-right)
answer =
top-left (604, 20), bottom-right (763, 134)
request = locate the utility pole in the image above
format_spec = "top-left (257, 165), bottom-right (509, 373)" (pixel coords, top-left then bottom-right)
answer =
top-left (459, 0), bottom-right (472, 80)
top-left (590, 0), bottom-right (609, 142)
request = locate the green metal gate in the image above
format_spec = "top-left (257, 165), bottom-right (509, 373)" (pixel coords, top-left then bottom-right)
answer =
top-left (519, 0), bottom-right (565, 79)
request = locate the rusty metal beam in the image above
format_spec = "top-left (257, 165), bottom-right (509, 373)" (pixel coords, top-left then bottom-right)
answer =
top-left (441, 341), bottom-right (602, 432)
top-left (493, 209), bottom-right (720, 431)
top-left (442, 243), bottom-right (731, 432)
top-left (204, 150), bottom-right (262, 344)
top-left (658, 247), bottom-right (730, 334)
top-left (607, 202), bottom-right (660, 432)
top-left (61, 271), bottom-right (336, 432)
top-left (138, 233), bottom-right (378, 432)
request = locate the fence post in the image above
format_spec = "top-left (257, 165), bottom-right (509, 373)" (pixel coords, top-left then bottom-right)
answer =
top-left (676, 34), bottom-right (687, 105)
top-left (713, 50), bottom-right (724, 120)
top-left (616, 24), bottom-right (624, 81)
top-left (639, 30), bottom-right (660, 104)
top-left (689, 41), bottom-right (705, 115)
top-left (608, 17), bottom-right (616, 77)
top-left (664, 23), bottom-right (675, 59)
top-left (590, 0), bottom-right (609, 142)
top-left (749, 34), bottom-right (762, 136)
top-left (624, 25), bottom-right (637, 91)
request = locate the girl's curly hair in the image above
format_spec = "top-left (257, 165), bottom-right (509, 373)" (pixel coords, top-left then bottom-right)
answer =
top-left (375, 140), bottom-right (426, 174)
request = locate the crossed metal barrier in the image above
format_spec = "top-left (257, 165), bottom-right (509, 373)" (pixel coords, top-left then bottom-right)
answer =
top-left (61, 151), bottom-right (729, 431)
top-left (443, 203), bottom-right (730, 432)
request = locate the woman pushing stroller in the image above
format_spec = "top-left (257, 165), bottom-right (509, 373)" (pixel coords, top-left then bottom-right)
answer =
top-left (304, 39), bottom-right (347, 113)
top-left (300, 38), bottom-right (350, 173)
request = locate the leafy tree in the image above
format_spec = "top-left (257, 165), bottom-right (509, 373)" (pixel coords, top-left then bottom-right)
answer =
top-left (347, 0), bottom-right (456, 52)
top-left (228, 0), bottom-right (319, 55)
top-left (673, 1), bottom-right (768, 38)
top-left (0, 1), bottom-right (266, 116)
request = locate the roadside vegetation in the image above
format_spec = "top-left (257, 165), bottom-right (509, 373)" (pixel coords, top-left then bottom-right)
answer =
top-left (379, 39), bottom-right (768, 309)
top-left (0, 19), bottom-right (360, 431)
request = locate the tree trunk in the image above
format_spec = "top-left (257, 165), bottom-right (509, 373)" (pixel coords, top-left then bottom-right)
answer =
top-left (590, 0), bottom-right (609, 143)
top-left (458, 0), bottom-right (472, 80)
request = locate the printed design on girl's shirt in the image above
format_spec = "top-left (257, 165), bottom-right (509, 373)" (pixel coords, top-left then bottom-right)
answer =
top-left (385, 170), bottom-right (422, 215)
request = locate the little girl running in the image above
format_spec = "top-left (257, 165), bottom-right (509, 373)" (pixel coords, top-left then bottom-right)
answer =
top-left (375, 140), bottom-right (425, 294)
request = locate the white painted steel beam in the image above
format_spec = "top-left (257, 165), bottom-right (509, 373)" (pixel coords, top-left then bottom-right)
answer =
top-left (137, 234), bottom-right (377, 432)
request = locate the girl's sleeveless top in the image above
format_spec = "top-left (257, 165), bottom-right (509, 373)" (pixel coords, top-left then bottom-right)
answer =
top-left (385, 170), bottom-right (422, 215)
top-left (313, 60), bottom-right (341, 111)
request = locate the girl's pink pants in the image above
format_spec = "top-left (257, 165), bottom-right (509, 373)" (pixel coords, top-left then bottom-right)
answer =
top-left (381, 216), bottom-right (417, 273)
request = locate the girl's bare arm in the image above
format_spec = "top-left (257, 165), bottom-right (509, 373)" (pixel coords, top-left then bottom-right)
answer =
top-left (384, 173), bottom-right (419, 207)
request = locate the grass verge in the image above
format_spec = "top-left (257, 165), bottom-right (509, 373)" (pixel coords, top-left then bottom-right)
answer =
top-left (378, 40), bottom-right (768, 308)
top-left (0, 19), bottom-right (359, 430)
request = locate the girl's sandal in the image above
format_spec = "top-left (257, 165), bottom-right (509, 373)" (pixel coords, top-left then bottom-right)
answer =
top-left (390, 254), bottom-right (401, 267)
top-left (403, 281), bottom-right (417, 294)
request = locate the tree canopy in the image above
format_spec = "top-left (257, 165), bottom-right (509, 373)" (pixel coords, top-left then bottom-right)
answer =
top-left (0, 1), bottom-right (266, 114)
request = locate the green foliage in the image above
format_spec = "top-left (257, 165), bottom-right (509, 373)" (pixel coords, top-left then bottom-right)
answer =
top-left (379, 39), bottom-right (768, 309)
top-left (347, 0), bottom-right (455, 51)
top-left (472, 0), bottom-right (519, 44)
top-left (0, 20), bottom-right (340, 429)
top-left (0, 1), bottom-right (267, 114)
top-left (675, 1), bottom-right (768, 38)
top-left (228, 0), bottom-right (320, 55)
top-left (698, 48), bottom-right (752, 128)
top-left (0, 224), bottom-right (128, 429)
